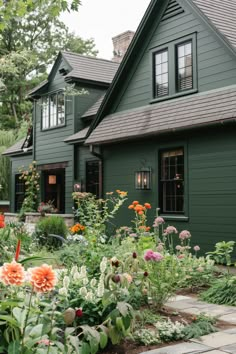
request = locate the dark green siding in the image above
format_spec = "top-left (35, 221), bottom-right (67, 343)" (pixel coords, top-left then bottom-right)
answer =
top-left (11, 154), bottom-right (33, 212)
top-left (75, 146), bottom-right (99, 190)
top-left (34, 58), bottom-right (74, 213)
top-left (113, 0), bottom-right (236, 112)
top-left (102, 126), bottom-right (236, 254)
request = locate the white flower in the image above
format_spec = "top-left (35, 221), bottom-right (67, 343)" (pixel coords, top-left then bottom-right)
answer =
top-left (80, 266), bottom-right (87, 276)
top-left (90, 278), bottom-right (97, 287)
top-left (100, 257), bottom-right (107, 273)
top-left (63, 276), bottom-right (70, 289)
top-left (83, 277), bottom-right (89, 285)
top-left (97, 274), bottom-right (105, 297)
top-left (59, 287), bottom-right (68, 296)
top-left (85, 292), bottom-right (93, 302)
top-left (80, 287), bottom-right (87, 297)
top-left (73, 271), bottom-right (82, 281)
top-left (70, 265), bottom-right (78, 276)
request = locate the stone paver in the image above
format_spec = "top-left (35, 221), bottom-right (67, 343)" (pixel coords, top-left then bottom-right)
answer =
top-left (140, 342), bottom-right (212, 354)
top-left (220, 343), bottom-right (236, 353)
top-left (140, 296), bottom-right (236, 354)
top-left (191, 332), bottom-right (236, 348)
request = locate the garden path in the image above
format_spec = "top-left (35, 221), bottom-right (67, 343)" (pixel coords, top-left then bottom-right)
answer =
top-left (141, 295), bottom-right (236, 354)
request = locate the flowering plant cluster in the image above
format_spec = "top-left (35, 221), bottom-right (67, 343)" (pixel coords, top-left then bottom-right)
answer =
top-left (37, 200), bottom-right (58, 215)
top-left (18, 160), bottom-right (40, 214)
top-left (69, 222), bottom-right (86, 235)
top-left (0, 214), bottom-right (5, 228)
top-left (128, 201), bottom-right (152, 237)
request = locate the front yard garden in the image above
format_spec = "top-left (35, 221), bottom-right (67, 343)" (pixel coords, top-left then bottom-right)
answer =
top-left (0, 188), bottom-right (235, 354)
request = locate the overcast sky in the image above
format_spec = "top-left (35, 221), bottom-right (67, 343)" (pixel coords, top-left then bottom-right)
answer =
top-left (61, 0), bottom-right (151, 60)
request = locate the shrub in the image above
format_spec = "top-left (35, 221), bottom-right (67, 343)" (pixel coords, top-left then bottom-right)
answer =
top-left (200, 276), bottom-right (236, 306)
top-left (33, 215), bottom-right (68, 249)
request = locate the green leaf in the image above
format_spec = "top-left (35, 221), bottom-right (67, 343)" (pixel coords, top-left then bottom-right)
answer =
top-left (29, 324), bottom-right (44, 338)
top-left (80, 342), bottom-right (90, 354)
top-left (69, 335), bottom-right (80, 353)
top-left (0, 315), bottom-right (18, 326)
top-left (13, 307), bottom-right (27, 330)
top-left (8, 341), bottom-right (20, 354)
top-left (99, 331), bottom-right (108, 349)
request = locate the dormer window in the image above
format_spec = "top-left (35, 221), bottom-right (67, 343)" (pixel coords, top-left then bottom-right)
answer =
top-left (152, 34), bottom-right (196, 101)
top-left (41, 92), bottom-right (65, 130)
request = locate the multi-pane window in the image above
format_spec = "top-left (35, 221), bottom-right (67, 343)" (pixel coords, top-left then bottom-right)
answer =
top-left (86, 160), bottom-right (100, 198)
top-left (42, 92), bottom-right (65, 129)
top-left (177, 41), bottom-right (193, 92)
top-left (15, 175), bottom-right (25, 212)
top-left (154, 49), bottom-right (169, 97)
top-left (160, 148), bottom-right (184, 214)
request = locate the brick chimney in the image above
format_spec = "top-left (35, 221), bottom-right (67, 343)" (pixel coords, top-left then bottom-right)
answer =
top-left (112, 30), bottom-right (135, 63)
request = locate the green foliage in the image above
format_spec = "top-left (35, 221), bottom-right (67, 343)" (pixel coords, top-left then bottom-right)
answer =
top-left (206, 241), bottom-right (235, 266)
top-left (200, 276), bottom-right (236, 306)
top-left (18, 161), bottom-right (40, 214)
top-left (133, 328), bottom-right (161, 345)
top-left (0, 129), bottom-right (16, 199)
top-left (182, 314), bottom-right (217, 339)
top-left (63, 32), bottom-right (98, 56)
top-left (34, 215), bottom-right (68, 249)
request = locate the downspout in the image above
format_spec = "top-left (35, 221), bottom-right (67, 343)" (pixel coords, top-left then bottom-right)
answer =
top-left (89, 145), bottom-right (103, 198)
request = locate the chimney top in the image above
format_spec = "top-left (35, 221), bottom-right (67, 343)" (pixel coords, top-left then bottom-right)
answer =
top-left (112, 30), bottom-right (135, 63)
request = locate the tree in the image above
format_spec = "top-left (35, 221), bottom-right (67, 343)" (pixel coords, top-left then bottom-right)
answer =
top-left (0, 129), bottom-right (16, 200)
top-left (0, 0), bottom-right (98, 129)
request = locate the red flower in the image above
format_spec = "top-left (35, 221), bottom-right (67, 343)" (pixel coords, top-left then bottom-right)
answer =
top-left (143, 271), bottom-right (149, 277)
top-left (144, 203), bottom-right (151, 209)
top-left (132, 252), bottom-right (137, 259)
top-left (15, 240), bottom-right (21, 262)
top-left (76, 308), bottom-right (83, 317)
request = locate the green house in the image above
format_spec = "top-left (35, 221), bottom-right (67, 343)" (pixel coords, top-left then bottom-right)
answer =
top-left (85, 0), bottom-right (236, 253)
top-left (4, 0), bottom-right (236, 253)
top-left (3, 52), bottom-right (119, 214)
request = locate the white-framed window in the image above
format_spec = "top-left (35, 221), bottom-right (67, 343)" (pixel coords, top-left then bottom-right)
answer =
top-left (42, 92), bottom-right (65, 130)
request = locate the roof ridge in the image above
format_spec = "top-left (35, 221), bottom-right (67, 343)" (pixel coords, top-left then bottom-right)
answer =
top-left (61, 51), bottom-right (120, 65)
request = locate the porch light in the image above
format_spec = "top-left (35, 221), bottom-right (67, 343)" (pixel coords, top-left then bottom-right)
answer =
top-left (48, 175), bottom-right (57, 184)
top-left (135, 168), bottom-right (151, 190)
top-left (74, 182), bottom-right (82, 192)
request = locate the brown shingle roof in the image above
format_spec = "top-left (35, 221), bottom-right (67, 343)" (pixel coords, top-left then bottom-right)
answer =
top-left (86, 85), bottom-right (236, 145)
top-left (192, 0), bottom-right (236, 49)
top-left (82, 94), bottom-right (106, 118)
top-left (62, 52), bottom-right (119, 84)
top-left (64, 126), bottom-right (90, 144)
top-left (2, 138), bottom-right (32, 156)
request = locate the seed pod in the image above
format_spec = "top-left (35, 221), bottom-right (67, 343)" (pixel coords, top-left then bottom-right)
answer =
top-left (63, 308), bottom-right (76, 325)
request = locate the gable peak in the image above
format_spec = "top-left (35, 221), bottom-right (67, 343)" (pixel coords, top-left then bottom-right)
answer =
top-left (161, 0), bottom-right (184, 22)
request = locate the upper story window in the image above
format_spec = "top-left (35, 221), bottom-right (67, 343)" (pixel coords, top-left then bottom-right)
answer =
top-left (42, 92), bottom-right (65, 130)
top-left (154, 49), bottom-right (169, 97)
top-left (152, 34), bottom-right (196, 100)
top-left (177, 41), bottom-right (193, 92)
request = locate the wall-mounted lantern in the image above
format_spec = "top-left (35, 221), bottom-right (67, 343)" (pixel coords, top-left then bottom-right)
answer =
top-left (135, 168), bottom-right (151, 190)
top-left (48, 175), bottom-right (57, 185)
top-left (74, 182), bottom-right (82, 192)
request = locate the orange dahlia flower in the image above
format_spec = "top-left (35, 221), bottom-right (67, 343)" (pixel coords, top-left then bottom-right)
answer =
top-left (132, 201), bottom-right (139, 205)
top-left (0, 261), bottom-right (25, 286)
top-left (144, 203), bottom-right (151, 209)
top-left (128, 205), bottom-right (134, 209)
top-left (29, 264), bottom-right (57, 293)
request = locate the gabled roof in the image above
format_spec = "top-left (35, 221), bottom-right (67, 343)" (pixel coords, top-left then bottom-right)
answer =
top-left (64, 126), bottom-right (90, 144)
top-left (192, 0), bottom-right (236, 49)
top-left (29, 52), bottom-right (119, 97)
top-left (88, 0), bottom-right (236, 138)
top-left (2, 138), bottom-right (32, 156)
top-left (62, 52), bottom-right (119, 84)
top-left (86, 85), bottom-right (236, 145)
top-left (82, 94), bottom-right (106, 119)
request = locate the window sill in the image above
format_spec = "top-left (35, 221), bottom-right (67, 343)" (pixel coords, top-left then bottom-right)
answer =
top-left (160, 214), bottom-right (189, 222)
top-left (41, 123), bottom-right (66, 132)
top-left (149, 88), bottom-right (198, 105)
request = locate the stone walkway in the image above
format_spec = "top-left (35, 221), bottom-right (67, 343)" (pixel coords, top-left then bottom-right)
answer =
top-left (141, 295), bottom-right (236, 354)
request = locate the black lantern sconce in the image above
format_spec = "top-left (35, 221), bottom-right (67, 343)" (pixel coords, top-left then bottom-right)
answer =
top-left (135, 168), bottom-right (151, 190)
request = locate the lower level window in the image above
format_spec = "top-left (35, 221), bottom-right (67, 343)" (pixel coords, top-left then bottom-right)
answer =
top-left (86, 160), bottom-right (101, 198)
top-left (15, 174), bottom-right (25, 212)
top-left (160, 148), bottom-right (184, 214)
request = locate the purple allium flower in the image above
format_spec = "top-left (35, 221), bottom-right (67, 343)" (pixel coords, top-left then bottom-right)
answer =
top-left (144, 249), bottom-right (164, 262)
top-left (153, 216), bottom-right (165, 227)
top-left (165, 226), bottom-right (178, 235)
top-left (143, 271), bottom-right (149, 277)
top-left (194, 245), bottom-right (200, 252)
top-left (132, 252), bottom-right (137, 259)
top-left (179, 230), bottom-right (191, 240)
